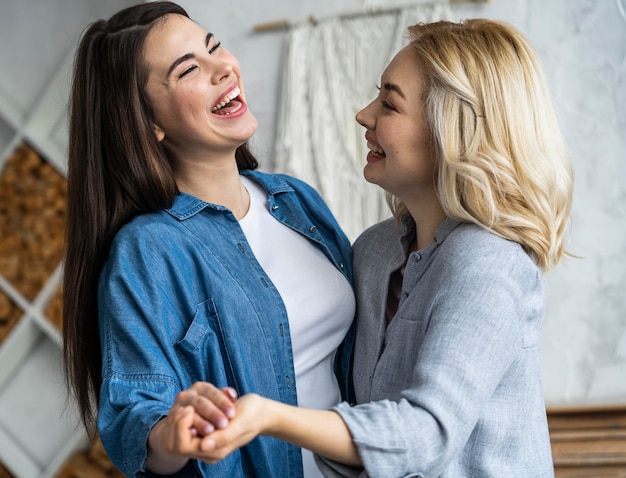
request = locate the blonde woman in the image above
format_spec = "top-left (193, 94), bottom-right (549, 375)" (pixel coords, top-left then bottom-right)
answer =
top-left (184, 19), bottom-right (573, 477)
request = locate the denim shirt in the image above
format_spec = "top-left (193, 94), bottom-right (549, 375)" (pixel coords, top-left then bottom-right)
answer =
top-left (97, 170), bottom-right (354, 477)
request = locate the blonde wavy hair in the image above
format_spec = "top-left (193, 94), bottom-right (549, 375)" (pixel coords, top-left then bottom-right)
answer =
top-left (387, 19), bottom-right (573, 271)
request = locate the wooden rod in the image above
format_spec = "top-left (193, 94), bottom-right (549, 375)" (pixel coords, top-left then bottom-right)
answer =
top-left (253, 0), bottom-right (492, 32)
top-left (253, 20), bottom-right (291, 33)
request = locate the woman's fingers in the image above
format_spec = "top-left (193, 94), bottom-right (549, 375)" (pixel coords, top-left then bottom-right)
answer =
top-left (173, 382), bottom-right (237, 434)
top-left (196, 394), bottom-right (267, 458)
top-left (150, 393), bottom-right (267, 466)
top-left (149, 406), bottom-right (201, 458)
top-left (221, 386), bottom-right (238, 401)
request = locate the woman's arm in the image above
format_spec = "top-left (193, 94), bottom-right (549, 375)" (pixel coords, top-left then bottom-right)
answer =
top-left (201, 394), bottom-right (362, 467)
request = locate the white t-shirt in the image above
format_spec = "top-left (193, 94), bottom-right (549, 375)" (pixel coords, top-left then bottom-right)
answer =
top-left (239, 176), bottom-right (355, 477)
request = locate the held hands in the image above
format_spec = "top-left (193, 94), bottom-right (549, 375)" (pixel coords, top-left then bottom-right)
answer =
top-left (177, 382), bottom-right (237, 436)
top-left (146, 382), bottom-right (242, 472)
top-left (147, 382), bottom-right (359, 472)
top-left (193, 393), bottom-right (271, 461)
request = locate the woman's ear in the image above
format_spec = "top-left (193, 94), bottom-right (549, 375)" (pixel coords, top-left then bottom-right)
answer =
top-left (153, 124), bottom-right (165, 142)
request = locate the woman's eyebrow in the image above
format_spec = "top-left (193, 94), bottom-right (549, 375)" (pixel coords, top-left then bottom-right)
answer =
top-left (166, 32), bottom-right (215, 78)
top-left (205, 32), bottom-right (214, 47)
top-left (383, 82), bottom-right (406, 99)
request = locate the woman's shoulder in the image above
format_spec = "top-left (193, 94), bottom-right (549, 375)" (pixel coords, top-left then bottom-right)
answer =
top-left (351, 218), bottom-right (402, 273)
top-left (109, 209), bottom-right (179, 256)
top-left (354, 217), bottom-right (398, 248)
top-left (446, 222), bottom-right (523, 253)
top-left (442, 222), bottom-right (539, 277)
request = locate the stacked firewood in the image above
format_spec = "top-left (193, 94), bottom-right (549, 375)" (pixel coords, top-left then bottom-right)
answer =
top-left (54, 436), bottom-right (125, 478)
top-left (0, 461), bottom-right (14, 478)
top-left (44, 283), bottom-right (64, 331)
top-left (0, 145), bottom-right (123, 477)
top-left (0, 436), bottom-right (126, 478)
top-left (0, 143), bottom-right (66, 341)
top-left (0, 143), bottom-right (67, 302)
top-left (0, 290), bottom-right (21, 344)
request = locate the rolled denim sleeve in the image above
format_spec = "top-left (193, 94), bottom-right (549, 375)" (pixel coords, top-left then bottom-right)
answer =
top-left (97, 229), bottom-right (189, 476)
top-left (99, 375), bottom-right (177, 475)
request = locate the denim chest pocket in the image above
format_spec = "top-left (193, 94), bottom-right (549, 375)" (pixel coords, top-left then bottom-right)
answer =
top-left (174, 298), bottom-right (237, 390)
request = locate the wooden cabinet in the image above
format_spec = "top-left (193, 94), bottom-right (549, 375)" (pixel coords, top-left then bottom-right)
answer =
top-left (548, 405), bottom-right (626, 477)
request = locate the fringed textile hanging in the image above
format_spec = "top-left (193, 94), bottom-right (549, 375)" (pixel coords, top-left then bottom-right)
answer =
top-left (273, 2), bottom-right (452, 240)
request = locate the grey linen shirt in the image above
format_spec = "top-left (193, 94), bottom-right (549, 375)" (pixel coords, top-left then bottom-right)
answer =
top-left (317, 216), bottom-right (554, 478)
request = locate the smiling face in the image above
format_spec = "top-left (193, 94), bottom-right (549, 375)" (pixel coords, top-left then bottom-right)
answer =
top-left (143, 14), bottom-right (257, 162)
top-left (356, 45), bottom-right (437, 207)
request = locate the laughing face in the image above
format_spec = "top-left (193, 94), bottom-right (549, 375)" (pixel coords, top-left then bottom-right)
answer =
top-left (356, 45), bottom-right (436, 206)
top-left (143, 14), bottom-right (258, 161)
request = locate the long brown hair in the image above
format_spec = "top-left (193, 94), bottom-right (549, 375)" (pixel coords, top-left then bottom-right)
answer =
top-left (63, 1), bottom-right (258, 435)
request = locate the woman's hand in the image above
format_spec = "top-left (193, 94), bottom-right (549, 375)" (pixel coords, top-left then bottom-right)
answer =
top-left (175, 382), bottom-right (238, 435)
top-left (147, 386), bottom-right (361, 471)
top-left (194, 393), bottom-right (269, 462)
top-left (146, 382), bottom-right (238, 473)
top-left (203, 394), bottom-right (362, 467)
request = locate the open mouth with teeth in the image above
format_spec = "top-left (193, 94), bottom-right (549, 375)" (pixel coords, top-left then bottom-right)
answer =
top-left (212, 86), bottom-right (243, 116)
top-left (367, 141), bottom-right (385, 157)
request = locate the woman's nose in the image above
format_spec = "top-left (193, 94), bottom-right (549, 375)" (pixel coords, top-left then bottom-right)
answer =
top-left (212, 61), bottom-right (233, 84)
top-left (355, 101), bottom-right (373, 128)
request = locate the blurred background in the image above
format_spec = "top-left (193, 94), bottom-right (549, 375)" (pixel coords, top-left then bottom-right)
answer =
top-left (0, 0), bottom-right (624, 476)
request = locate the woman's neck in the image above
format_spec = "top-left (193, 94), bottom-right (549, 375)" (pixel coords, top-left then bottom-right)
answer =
top-left (174, 158), bottom-right (250, 219)
top-left (406, 200), bottom-right (447, 251)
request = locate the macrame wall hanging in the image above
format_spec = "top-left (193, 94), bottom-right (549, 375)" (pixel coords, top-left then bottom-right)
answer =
top-left (272, 1), bottom-right (453, 240)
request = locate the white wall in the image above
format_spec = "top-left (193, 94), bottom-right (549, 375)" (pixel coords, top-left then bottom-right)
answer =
top-left (1, 0), bottom-right (625, 408)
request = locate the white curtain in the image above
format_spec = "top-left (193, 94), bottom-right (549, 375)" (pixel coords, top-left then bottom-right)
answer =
top-left (273, 1), bottom-right (452, 241)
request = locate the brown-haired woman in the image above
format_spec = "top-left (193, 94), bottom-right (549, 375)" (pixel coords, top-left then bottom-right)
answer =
top-left (63, 2), bottom-right (355, 476)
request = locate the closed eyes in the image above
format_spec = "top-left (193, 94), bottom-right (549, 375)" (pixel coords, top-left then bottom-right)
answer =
top-left (177, 41), bottom-right (223, 78)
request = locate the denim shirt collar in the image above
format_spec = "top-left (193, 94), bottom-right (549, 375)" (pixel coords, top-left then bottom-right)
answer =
top-left (164, 170), bottom-right (293, 221)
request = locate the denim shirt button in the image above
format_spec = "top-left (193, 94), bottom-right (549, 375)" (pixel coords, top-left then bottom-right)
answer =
top-left (285, 375), bottom-right (292, 389)
top-left (414, 253), bottom-right (422, 261)
top-left (271, 205), bottom-right (279, 211)
top-left (309, 225), bottom-right (317, 233)
top-left (261, 277), bottom-right (269, 287)
top-left (238, 244), bottom-right (244, 253)
top-left (339, 263), bottom-right (344, 269)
